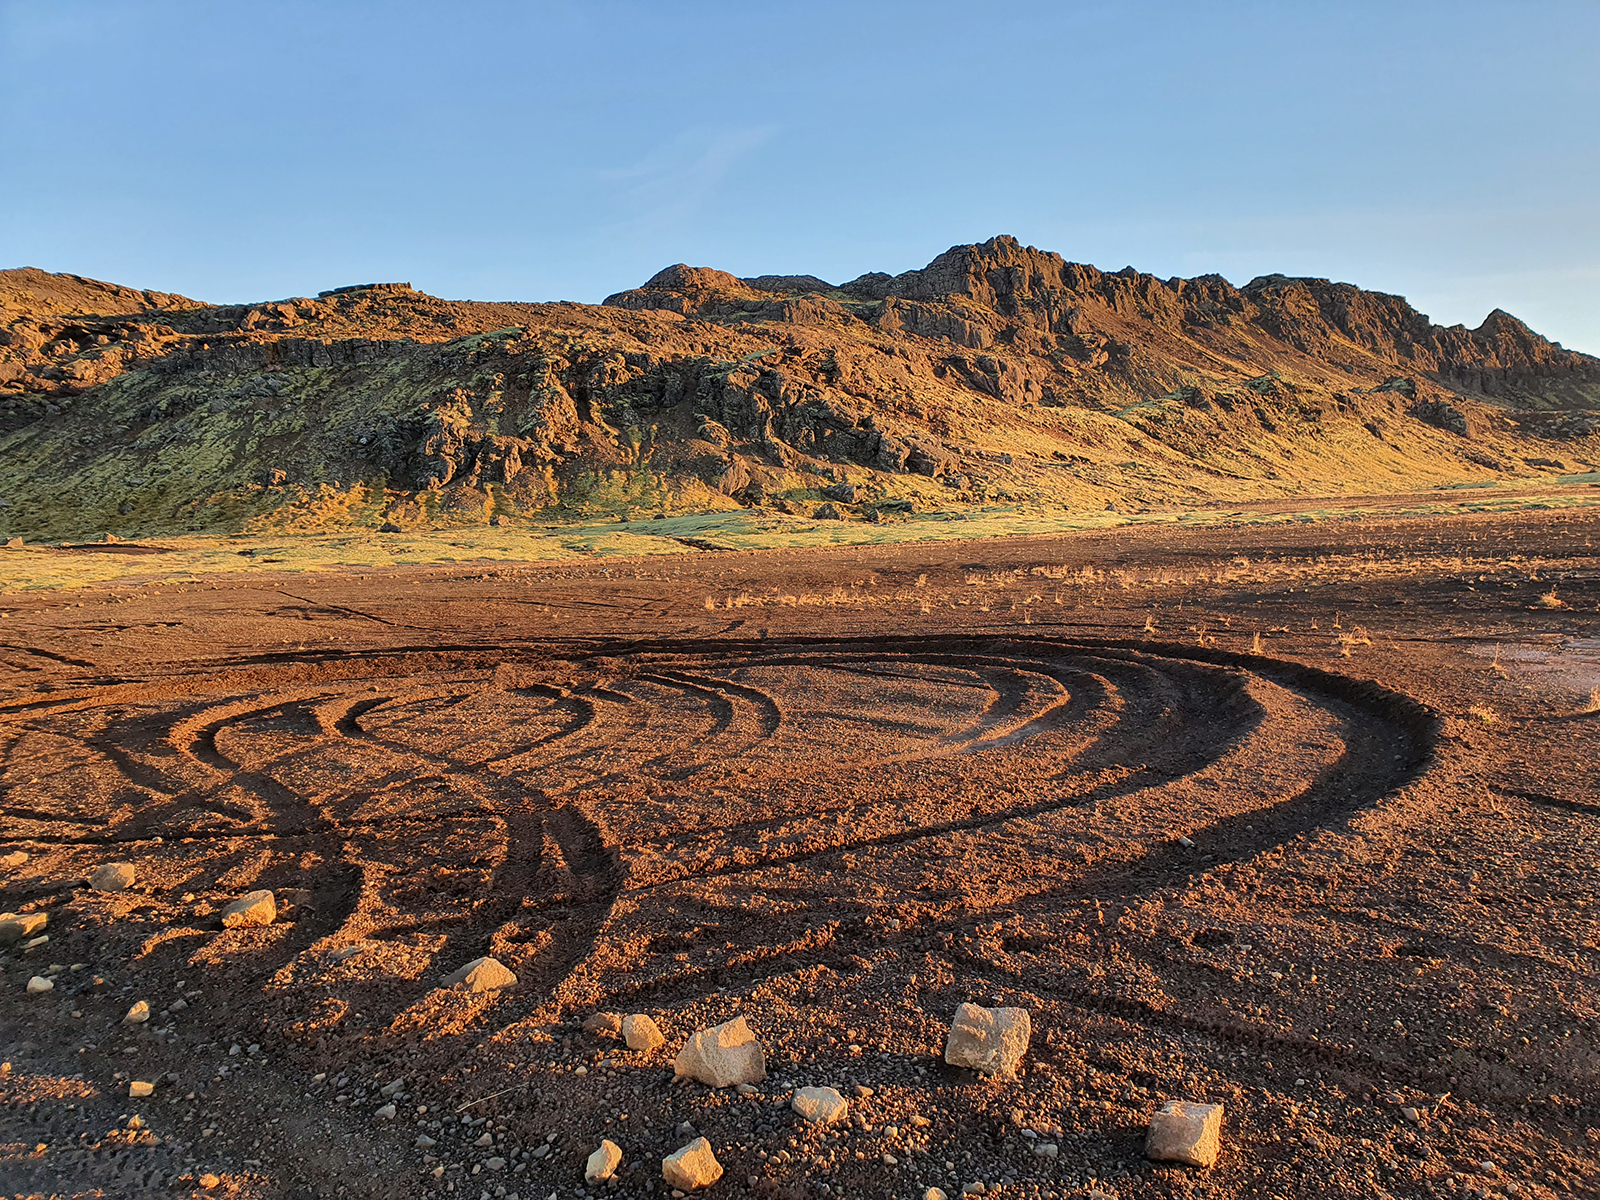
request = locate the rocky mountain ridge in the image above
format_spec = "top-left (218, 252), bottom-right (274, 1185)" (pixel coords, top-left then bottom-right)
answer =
top-left (1, 236), bottom-right (1596, 539)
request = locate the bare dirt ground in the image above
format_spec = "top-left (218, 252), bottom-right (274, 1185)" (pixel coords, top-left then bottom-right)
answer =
top-left (2, 507), bottom-right (1597, 1200)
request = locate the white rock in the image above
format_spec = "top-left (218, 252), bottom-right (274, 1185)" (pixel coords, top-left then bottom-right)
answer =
top-left (123, 1000), bottom-right (150, 1024)
top-left (943, 1002), bottom-right (1031, 1078)
top-left (129, 1080), bottom-right (154, 1097)
top-left (1145, 1099), bottom-right (1223, 1167)
top-left (791, 1086), bottom-right (849, 1126)
top-left (583, 1012), bottom-right (623, 1035)
top-left (673, 1015), bottom-right (766, 1087)
top-left (26, 976), bottom-right (52, 995)
top-left (622, 1013), bottom-right (666, 1052)
top-left (662, 1137), bottom-right (722, 1190)
top-left (1032, 1142), bottom-right (1058, 1158)
top-left (380, 1077), bottom-right (405, 1097)
top-left (925, 1189), bottom-right (949, 1200)
top-left (374, 1103), bottom-right (397, 1120)
top-left (475, 1133), bottom-right (494, 1147)
top-left (486, 1156), bottom-right (506, 1170)
top-left (442, 956), bottom-right (517, 992)
top-left (586, 1138), bottom-right (623, 1182)
top-left (90, 862), bottom-right (136, 892)
top-left (0, 911), bottom-right (46, 944)
top-left (221, 890), bottom-right (276, 928)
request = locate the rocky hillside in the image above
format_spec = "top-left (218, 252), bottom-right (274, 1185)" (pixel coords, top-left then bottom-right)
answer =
top-left (2, 237), bottom-right (1596, 539)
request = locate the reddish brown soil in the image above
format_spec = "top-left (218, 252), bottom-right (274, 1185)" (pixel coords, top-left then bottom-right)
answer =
top-left (2, 509), bottom-right (1598, 1200)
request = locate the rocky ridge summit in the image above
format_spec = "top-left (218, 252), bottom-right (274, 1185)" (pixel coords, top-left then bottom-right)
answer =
top-left (1, 237), bottom-right (1596, 538)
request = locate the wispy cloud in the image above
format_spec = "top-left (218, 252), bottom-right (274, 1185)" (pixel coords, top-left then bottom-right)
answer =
top-left (597, 125), bottom-right (774, 233)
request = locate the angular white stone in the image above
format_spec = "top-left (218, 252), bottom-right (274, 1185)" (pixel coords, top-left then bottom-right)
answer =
top-left (123, 1000), bottom-right (150, 1024)
top-left (1145, 1099), bottom-right (1223, 1167)
top-left (943, 1002), bottom-right (1031, 1078)
top-left (442, 956), bottom-right (517, 992)
top-left (26, 975), bottom-right (53, 995)
top-left (0, 911), bottom-right (46, 944)
top-left (374, 1103), bottom-right (397, 1120)
top-left (622, 1013), bottom-right (666, 1052)
top-left (90, 862), bottom-right (136, 892)
top-left (586, 1138), bottom-right (623, 1182)
top-left (673, 1015), bottom-right (765, 1087)
top-left (221, 890), bottom-right (276, 928)
top-left (662, 1137), bottom-right (722, 1190)
top-left (791, 1086), bottom-right (849, 1126)
top-left (129, 1080), bottom-right (154, 1098)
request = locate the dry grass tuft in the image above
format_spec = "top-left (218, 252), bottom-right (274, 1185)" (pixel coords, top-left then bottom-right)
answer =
top-left (1578, 687), bottom-right (1600, 716)
top-left (1251, 631), bottom-right (1263, 655)
top-left (1468, 704), bottom-right (1498, 725)
top-left (1535, 589), bottom-right (1564, 609)
top-left (1336, 626), bottom-right (1373, 657)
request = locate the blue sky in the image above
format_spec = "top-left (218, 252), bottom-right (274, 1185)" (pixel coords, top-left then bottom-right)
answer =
top-left (3, 1), bottom-right (1597, 351)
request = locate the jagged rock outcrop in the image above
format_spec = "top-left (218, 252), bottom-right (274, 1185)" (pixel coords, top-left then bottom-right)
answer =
top-left (1, 238), bottom-right (1595, 540)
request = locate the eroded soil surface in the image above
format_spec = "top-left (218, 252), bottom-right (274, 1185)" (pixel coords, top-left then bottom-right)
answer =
top-left (2, 508), bottom-right (1597, 1200)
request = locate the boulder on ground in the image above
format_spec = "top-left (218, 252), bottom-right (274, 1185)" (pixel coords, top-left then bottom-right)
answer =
top-left (622, 1013), bottom-right (666, 1052)
top-left (90, 862), bottom-right (135, 892)
top-left (586, 1138), bottom-right (623, 1182)
top-left (0, 851), bottom-right (27, 869)
top-left (943, 1002), bottom-right (1031, 1077)
top-left (662, 1137), bottom-right (723, 1190)
top-left (221, 890), bottom-right (276, 928)
top-left (791, 1085), bottom-right (849, 1126)
top-left (124, 1000), bottom-right (150, 1024)
top-left (26, 975), bottom-right (53, 995)
top-left (1146, 1099), bottom-right (1223, 1167)
top-left (0, 911), bottom-right (46, 944)
top-left (442, 956), bottom-right (516, 992)
top-left (129, 1080), bottom-right (154, 1098)
top-left (673, 1015), bottom-right (766, 1087)
top-left (583, 1011), bottom-right (623, 1035)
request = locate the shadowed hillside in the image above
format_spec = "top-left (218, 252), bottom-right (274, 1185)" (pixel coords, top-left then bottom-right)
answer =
top-left (2, 236), bottom-right (1597, 539)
